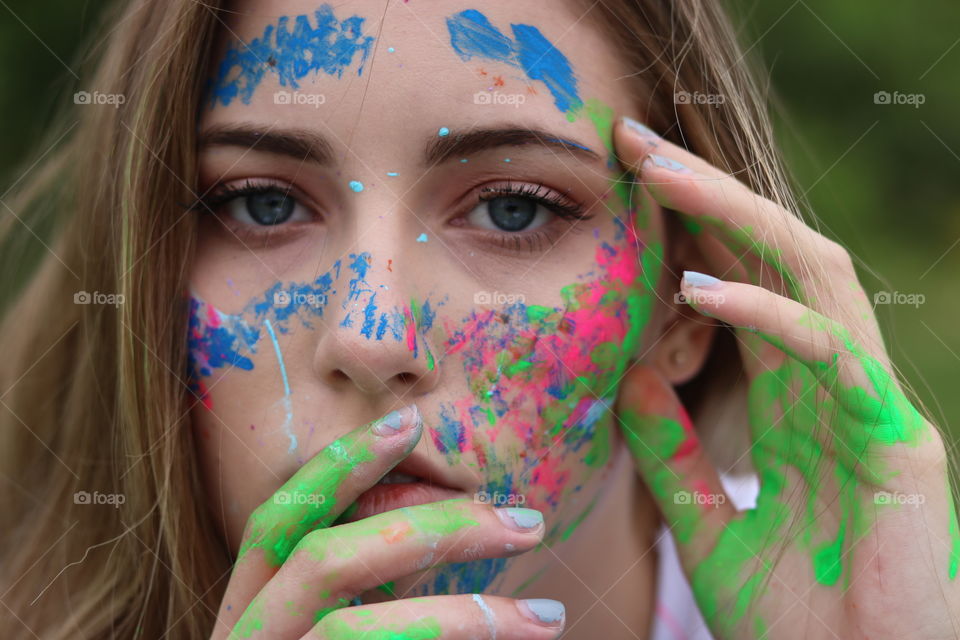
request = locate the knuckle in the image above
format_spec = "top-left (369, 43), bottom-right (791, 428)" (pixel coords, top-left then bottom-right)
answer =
top-left (819, 237), bottom-right (854, 270)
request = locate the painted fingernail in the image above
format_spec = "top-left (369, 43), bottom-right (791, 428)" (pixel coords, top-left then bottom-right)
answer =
top-left (643, 154), bottom-right (692, 173)
top-left (683, 270), bottom-right (723, 289)
top-left (372, 404), bottom-right (421, 436)
top-left (518, 599), bottom-right (565, 627)
top-left (496, 507), bottom-right (544, 531)
top-left (622, 116), bottom-right (660, 141)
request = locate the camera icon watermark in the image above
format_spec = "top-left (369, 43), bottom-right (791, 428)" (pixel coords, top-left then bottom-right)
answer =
top-left (474, 490), bottom-right (526, 506)
top-left (473, 91), bottom-right (526, 108)
top-left (273, 491), bottom-right (325, 506)
top-left (675, 90), bottom-right (725, 107)
top-left (73, 90), bottom-right (126, 109)
top-left (674, 490), bottom-right (726, 507)
top-left (273, 90), bottom-right (326, 108)
top-left (74, 290), bottom-right (125, 307)
top-left (873, 291), bottom-right (924, 308)
top-left (873, 90), bottom-right (925, 108)
top-left (74, 490), bottom-right (126, 508)
top-left (474, 290), bottom-right (525, 305)
top-left (273, 290), bottom-right (327, 309)
top-left (874, 491), bottom-right (925, 506)
top-left (674, 290), bottom-right (725, 305)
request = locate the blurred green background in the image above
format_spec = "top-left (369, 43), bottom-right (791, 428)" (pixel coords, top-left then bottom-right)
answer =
top-left (1, 1), bottom-right (957, 450)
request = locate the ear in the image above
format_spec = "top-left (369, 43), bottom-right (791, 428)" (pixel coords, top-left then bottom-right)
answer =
top-left (645, 212), bottom-right (719, 385)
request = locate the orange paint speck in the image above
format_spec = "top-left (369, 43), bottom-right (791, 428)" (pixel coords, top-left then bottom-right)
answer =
top-left (387, 259), bottom-right (393, 272)
top-left (478, 67), bottom-right (488, 76)
top-left (493, 75), bottom-right (504, 87)
top-left (380, 521), bottom-right (413, 543)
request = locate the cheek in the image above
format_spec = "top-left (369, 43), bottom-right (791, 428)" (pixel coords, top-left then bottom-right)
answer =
top-left (429, 216), bottom-right (664, 510)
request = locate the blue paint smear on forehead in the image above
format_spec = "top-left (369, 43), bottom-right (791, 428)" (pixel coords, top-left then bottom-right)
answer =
top-left (446, 9), bottom-right (581, 113)
top-left (209, 5), bottom-right (376, 106)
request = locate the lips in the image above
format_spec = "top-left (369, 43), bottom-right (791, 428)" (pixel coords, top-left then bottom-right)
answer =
top-left (346, 453), bottom-right (471, 522)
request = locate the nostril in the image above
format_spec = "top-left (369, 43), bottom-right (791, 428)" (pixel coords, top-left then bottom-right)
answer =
top-left (395, 372), bottom-right (417, 385)
top-left (329, 369), bottom-right (351, 383)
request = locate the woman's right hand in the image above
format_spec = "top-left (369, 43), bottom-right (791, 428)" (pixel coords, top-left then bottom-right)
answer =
top-left (209, 405), bottom-right (565, 639)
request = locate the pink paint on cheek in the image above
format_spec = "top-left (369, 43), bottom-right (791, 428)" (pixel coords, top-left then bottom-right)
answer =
top-left (404, 305), bottom-right (417, 352)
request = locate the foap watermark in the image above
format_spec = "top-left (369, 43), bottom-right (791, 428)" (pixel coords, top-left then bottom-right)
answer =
top-left (74, 291), bottom-right (125, 307)
top-left (274, 290), bottom-right (327, 309)
top-left (274, 90), bottom-right (326, 108)
top-left (74, 90), bottom-right (126, 108)
top-left (873, 291), bottom-right (924, 308)
top-left (674, 290), bottom-right (725, 305)
top-left (274, 491), bottom-right (326, 506)
top-left (474, 490), bottom-right (526, 506)
top-left (874, 491), bottom-right (925, 506)
top-left (474, 290), bottom-right (525, 305)
top-left (675, 90), bottom-right (725, 107)
top-left (473, 91), bottom-right (526, 108)
top-left (874, 90), bottom-right (925, 108)
top-left (674, 490), bottom-right (726, 507)
top-left (74, 490), bottom-right (126, 508)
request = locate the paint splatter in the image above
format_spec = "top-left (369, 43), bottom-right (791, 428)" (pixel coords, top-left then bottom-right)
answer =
top-left (209, 5), bottom-right (376, 106)
top-left (349, 180), bottom-right (364, 193)
top-left (446, 9), bottom-right (581, 113)
top-left (438, 126), bottom-right (450, 137)
top-left (264, 318), bottom-right (297, 452)
top-left (386, 171), bottom-right (399, 177)
top-left (416, 233), bottom-right (429, 243)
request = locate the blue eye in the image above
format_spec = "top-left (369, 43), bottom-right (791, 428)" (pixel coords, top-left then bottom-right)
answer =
top-left (465, 183), bottom-right (587, 233)
top-left (225, 188), bottom-right (310, 226)
top-left (468, 194), bottom-right (552, 232)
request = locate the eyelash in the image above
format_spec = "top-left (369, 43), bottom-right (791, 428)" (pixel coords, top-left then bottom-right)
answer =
top-left (470, 181), bottom-right (594, 253)
top-left (190, 179), bottom-right (595, 251)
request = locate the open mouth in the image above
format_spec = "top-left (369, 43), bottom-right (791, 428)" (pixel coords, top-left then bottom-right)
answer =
top-left (346, 469), bottom-right (469, 522)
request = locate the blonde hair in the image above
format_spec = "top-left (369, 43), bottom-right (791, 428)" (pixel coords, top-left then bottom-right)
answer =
top-left (0, 1), bottom-right (940, 637)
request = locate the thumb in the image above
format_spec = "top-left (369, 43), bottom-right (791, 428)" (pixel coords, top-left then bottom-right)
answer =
top-left (616, 363), bottom-right (736, 569)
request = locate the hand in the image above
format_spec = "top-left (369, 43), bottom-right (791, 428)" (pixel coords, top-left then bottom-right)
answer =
top-left (210, 405), bottom-right (566, 639)
top-left (612, 118), bottom-right (960, 639)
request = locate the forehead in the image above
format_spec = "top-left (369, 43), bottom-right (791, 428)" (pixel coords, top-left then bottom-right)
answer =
top-left (205, 1), bottom-right (635, 153)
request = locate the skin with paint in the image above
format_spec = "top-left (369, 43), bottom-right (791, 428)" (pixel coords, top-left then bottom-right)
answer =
top-left (185, 1), bottom-right (960, 638)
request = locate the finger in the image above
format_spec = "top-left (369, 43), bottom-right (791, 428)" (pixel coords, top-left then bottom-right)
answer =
top-left (236, 499), bottom-right (545, 638)
top-left (615, 116), bottom-right (840, 304)
top-left (616, 363), bottom-right (737, 569)
top-left (678, 272), bottom-right (934, 451)
top-left (211, 405), bottom-right (424, 639)
top-left (308, 595), bottom-right (565, 640)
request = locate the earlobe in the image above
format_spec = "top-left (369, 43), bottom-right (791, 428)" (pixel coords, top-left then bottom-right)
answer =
top-left (651, 308), bottom-right (718, 385)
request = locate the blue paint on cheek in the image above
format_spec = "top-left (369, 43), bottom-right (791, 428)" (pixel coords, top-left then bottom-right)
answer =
top-left (435, 404), bottom-right (467, 455)
top-left (209, 5), bottom-right (376, 106)
top-left (446, 9), bottom-right (581, 113)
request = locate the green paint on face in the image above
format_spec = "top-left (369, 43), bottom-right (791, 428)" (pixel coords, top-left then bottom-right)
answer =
top-left (560, 497), bottom-right (598, 541)
top-left (377, 581), bottom-right (397, 597)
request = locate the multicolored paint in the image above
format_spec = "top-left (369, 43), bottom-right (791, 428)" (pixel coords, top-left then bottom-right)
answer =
top-left (209, 5), bottom-right (376, 106)
top-left (186, 253), bottom-right (441, 408)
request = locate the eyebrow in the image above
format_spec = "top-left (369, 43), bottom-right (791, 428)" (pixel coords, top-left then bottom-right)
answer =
top-left (198, 124), bottom-right (335, 165)
top-left (197, 124), bottom-right (600, 166)
top-left (424, 127), bottom-right (600, 165)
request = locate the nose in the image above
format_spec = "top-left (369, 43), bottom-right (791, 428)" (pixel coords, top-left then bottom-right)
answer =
top-left (312, 251), bottom-right (441, 398)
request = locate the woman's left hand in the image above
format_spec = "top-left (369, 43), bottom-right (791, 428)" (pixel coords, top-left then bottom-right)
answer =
top-left (612, 118), bottom-right (960, 639)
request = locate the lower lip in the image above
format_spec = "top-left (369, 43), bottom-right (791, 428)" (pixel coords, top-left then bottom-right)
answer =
top-left (349, 482), bottom-right (466, 521)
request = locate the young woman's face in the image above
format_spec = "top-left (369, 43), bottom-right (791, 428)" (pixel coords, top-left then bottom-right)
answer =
top-left (190, 0), bottom-right (666, 596)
